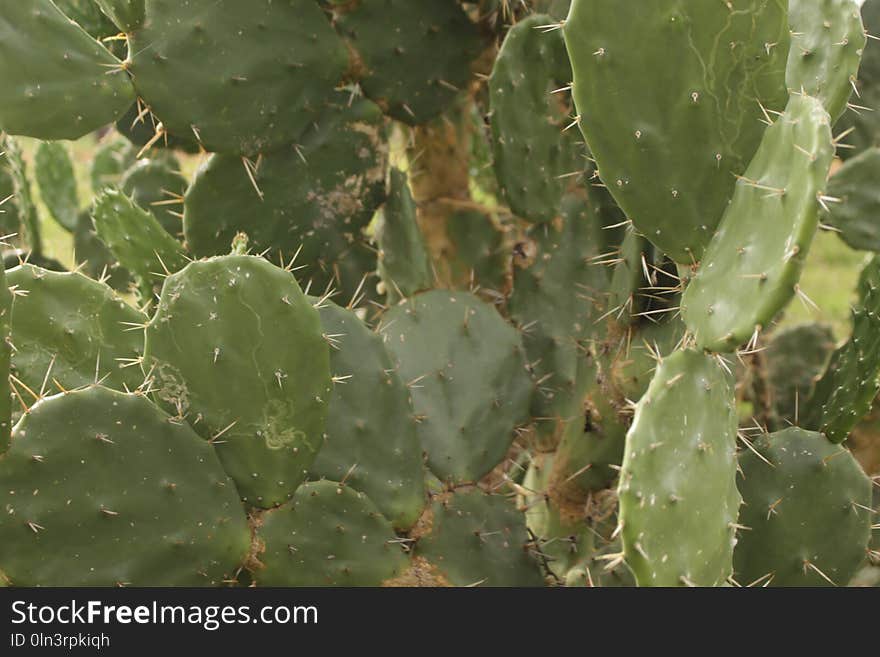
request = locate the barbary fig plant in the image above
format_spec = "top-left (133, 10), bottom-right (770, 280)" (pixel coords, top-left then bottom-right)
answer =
top-left (0, 0), bottom-right (877, 587)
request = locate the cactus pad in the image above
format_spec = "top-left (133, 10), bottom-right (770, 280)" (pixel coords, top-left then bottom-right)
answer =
top-left (0, 0), bottom-right (134, 140)
top-left (184, 96), bottom-right (387, 301)
top-left (6, 264), bottom-right (146, 395)
top-left (333, 0), bottom-right (485, 125)
top-left (120, 158), bottom-right (188, 237)
top-left (734, 427), bottom-right (872, 586)
top-left (382, 290), bottom-right (532, 483)
top-left (824, 147), bottom-right (880, 252)
top-left (682, 94), bottom-right (834, 351)
top-left (128, 0), bottom-right (349, 155)
top-left (34, 141), bottom-right (79, 232)
top-left (0, 386), bottom-right (251, 586)
top-left (414, 488), bottom-right (544, 587)
top-left (618, 349), bottom-right (740, 587)
top-left (92, 189), bottom-right (188, 299)
top-left (144, 255), bottom-right (331, 508)
top-left (786, 0), bottom-right (865, 123)
top-left (804, 256), bottom-right (880, 443)
top-left (309, 301), bottom-right (425, 531)
top-left (509, 195), bottom-right (607, 446)
top-left (252, 481), bottom-right (408, 587)
top-left (489, 14), bottom-right (580, 223)
top-left (564, 0), bottom-right (790, 262)
top-left (95, 0), bottom-right (144, 32)
top-left (765, 323), bottom-right (836, 426)
top-left (375, 168), bottom-right (432, 303)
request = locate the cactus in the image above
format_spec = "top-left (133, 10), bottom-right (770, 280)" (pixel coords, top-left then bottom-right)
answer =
top-left (381, 290), bottom-right (532, 484)
top-left (90, 136), bottom-right (137, 194)
top-left (144, 255), bottom-right (331, 508)
top-left (563, 0), bottom-right (790, 263)
top-left (490, 14), bottom-right (579, 224)
top-left (95, 0), bottom-right (145, 32)
top-left (0, 386), bottom-right (251, 586)
top-left (786, 0), bottom-right (865, 123)
top-left (6, 264), bottom-right (146, 395)
top-left (618, 350), bottom-right (740, 587)
top-left (681, 94), bottom-right (834, 351)
top-left (804, 256), bottom-right (880, 443)
top-left (0, 0), bottom-right (134, 140)
top-left (1, 136), bottom-right (42, 257)
top-left (0, 0), bottom-right (878, 588)
top-left (375, 168), bottom-right (433, 303)
top-left (309, 299), bottom-right (425, 531)
top-left (92, 188), bottom-right (188, 300)
top-left (252, 480), bottom-right (409, 587)
top-left (331, 0), bottom-right (486, 125)
top-left (412, 488), bottom-right (544, 587)
top-left (0, 264), bottom-right (10, 449)
top-left (34, 141), bottom-right (79, 232)
top-left (823, 147), bottom-right (880, 252)
top-left (184, 95), bottom-right (387, 301)
top-left (120, 157), bottom-right (187, 236)
top-left (765, 323), bottom-right (836, 427)
top-left (734, 427), bottom-right (872, 586)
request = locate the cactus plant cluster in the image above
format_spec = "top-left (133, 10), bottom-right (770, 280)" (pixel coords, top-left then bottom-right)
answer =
top-left (0, 0), bottom-right (878, 587)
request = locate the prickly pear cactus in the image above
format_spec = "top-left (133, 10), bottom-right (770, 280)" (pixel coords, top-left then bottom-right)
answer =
top-left (0, 0), bottom-right (877, 588)
top-left (143, 255), bottom-right (332, 508)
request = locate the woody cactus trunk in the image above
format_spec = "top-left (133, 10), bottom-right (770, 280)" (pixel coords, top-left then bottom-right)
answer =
top-left (0, 0), bottom-right (877, 587)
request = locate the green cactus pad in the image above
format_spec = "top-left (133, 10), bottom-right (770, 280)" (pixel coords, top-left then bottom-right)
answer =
top-left (734, 427), bottom-right (872, 586)
top-left (55, 0), bottom-right (120, 38)
top-left (564, 0), bottom-right (790, 263)
top-left (804, 256), bottom-right (880, 442)
top-left (786, 0), bottom-right (865, 123)
top-left (0, 266), bottom-right (11, 449)
top-left (375, 168), bottom-right (432, 303)
top-left (121, 158), bottom-right (188, 237)
top-left (607, 230), bottom-right (652, 325)
top-left (252, 481), bottom-right (408, 586)
top-left (185, 96), bottom-right (387, 302)
top-left (489, 14), bottom-right (580, 223)
top-left (2, 136), bottom-right (42, 257)
top-left (766, 323), bottom-right (836, 426)
top-left (309, 301), bottom-right (425, 531)
top-left (0, 386), bottom-right (251, 586)
top-left (550, 394), bottom-right (627, 499)
top-left (509, 194), bottom-right (607, 446)
top-left (115, 101), bottom-right (201, 154)
top-left (565, 541), bottom-right (636, 588)
top-left (34, 141), bottom-right (79, 232)
top-left (96, 0), bottom-right (144, 31)
top-left (824, 147), bottom-right (880, 252)
top-left (521, 452), bottom-right (594, 581)
top-left (333, 0), bottom-right (485, 125)
top-left (128, 0), bottom-right (349, 155)
top-left (73, 210), bottom-right (133, 292)
top-left (381, 290), bottom-right (532, 483)
top-left (144, 255), bottom-right (331, 508)
top-left (414, 488), bottom-right (544, 587)
top-left (682, 94), bottom-right (834, 351)
top-left (618, 349), bottom-right (740, 587)
top-left (6, 264), bottom-right (146, 395)
top-left (836, 0), bottom-right (880, 157)
top-left (90, 135), bottom-right (137, 194)
top-left (92, 189), bottom-right (188, 299)
top-left (0, 0), bottom-right (134, 140)
top-left (444, 209), bottom-right (509, 295)
top-left (0, 157), bottom-right (20, 240)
